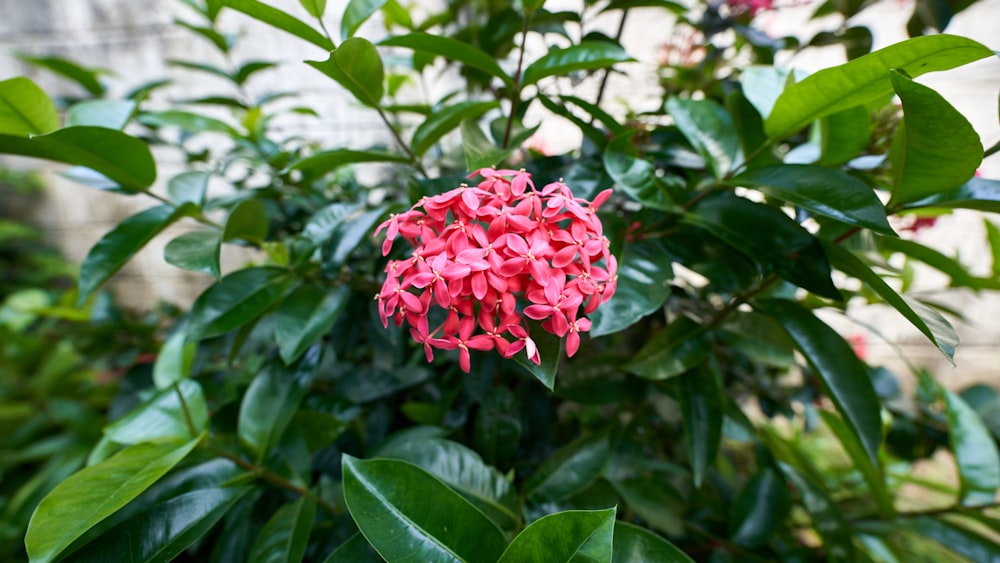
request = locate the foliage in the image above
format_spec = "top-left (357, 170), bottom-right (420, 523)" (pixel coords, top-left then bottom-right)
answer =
top-left (3, 0), bottom-right (1000, 561)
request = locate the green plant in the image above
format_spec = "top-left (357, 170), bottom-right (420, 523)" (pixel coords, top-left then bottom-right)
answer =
top-left (4, 0), bottom-right (1000, 561)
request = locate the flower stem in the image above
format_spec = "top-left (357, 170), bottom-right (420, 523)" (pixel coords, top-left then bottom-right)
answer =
top-left (503, 15), bottom-right (532, 149)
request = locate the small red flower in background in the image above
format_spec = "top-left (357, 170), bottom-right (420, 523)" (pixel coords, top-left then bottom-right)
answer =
top-left (375, 168), bottom-right (618, 373)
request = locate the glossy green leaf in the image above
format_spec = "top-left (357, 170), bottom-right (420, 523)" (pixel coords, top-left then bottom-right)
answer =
top-left (238, 348), bottom-right (321, 462)
top-left (153, 330), bottom-right (198, 389)
top-left (906, 177), bottom-right (1000, 213)
top-left (223, 198), bottom-right (268, 243)
top-left (819, 410), bottom-right (894, 517)
top-left (164, 229), bottom-right (222, 279)
top-left (64, 100), bottom-right (136, 130)
top-left (729, 469), bottom-right (792, 548)
top-left (888, 70), bottom-right (982, 205)
top-left (380, 32), bottom-right (511, 87)
top-left (16, 53), bottom-right (106, 95)
top-left (139, 110), bottom-right (239, 136)
top-left (25, 437), bottom-right (201, 563)
top-left (718, 311), bottom-right (795, 368)
top-left (678, 364), bottom-right (723, 488)
top-left (411, 100), bottom-right (499, 157)
top-left (905, 516), bottom-right (1000, 561)
top-left (777, 464), bottom-right (854, 562)
top-left (221, 0), bottom-right (334, 50)
top-left (525, 430), bottom-right (610, 504)
top-left (522, 41), bottom-right (633, 86)
top-left (498, 508), bottom-right (615, 563)
top-left (323, 205), bottom-right (386, 267)
top-left (69, 487), bottom-right (248, 563)
top-left (341, 0), bottom-right (385, 39)
top-left (943, 388), bottom-right (1000, 505)
top-left (613, 521), bottom-right (694, 563)
top-left (0, 126), bottom-right (156, 191)
top-left (306, 38), bottom-right (384, 107)
top-left (666, 97), bottom-right (742, 179)
top-left (286, 149), bottom-right (407, 176)
top-left (610, 475), bottom-right (684, 536)
top-left (322, 533), bottom-right (381, 562)
top-left (726, 89), bottom-right (781, 172)
top-left (765, 34), bottom-right (993, 139)
top-left (741, 66), bottom-right (799, 121)
top-left (589, 238), bottom-right (674, 336)
top-left (168, 171), bottom-right (210, 207)
top-left (879, 236), bottom-right (999, 290)
top-left (760, 299), bottom-right (882, 465)
top-left (825, 242), bottom-right (957, 360)
top-left (539, 94), bottom-right (607, 148)
top-left (603, 134), bottom-right (679, 211)
top-left (342, 455), bottom-right (508, 563)
top-left (104, 380), bottom-right (208, 445)
top-left (625, 316), bottom-right (711, 380)
top-left (248, 496), bottom-right (316, 563)
top-left (79, 204), bottom-right (194, 303)
top-left (187, 266), bottom-right (292, 340)
top-left (818, 105), bottom-right (870, 166)
top-left (685, 195), bottom-right (840, 299)
top-left (462, 120), bottom-right (515, 170)
top-left (275, 285), bottom-right (349, 364)
top-left (512, 320), bottom-right (562, 390)
top-left (298, 0), bottom-right (326, 18)
top-left (730, 165), bottom-right (893, 234)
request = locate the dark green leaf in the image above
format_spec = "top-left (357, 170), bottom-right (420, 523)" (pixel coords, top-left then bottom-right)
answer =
top-left (613, 521), bottom-right (694, 563)
top-left (522, 41), bottom-right (633, 86)
top-left (678, 363), bottom-right (723, 488)
top-left (165, 230), bottom-right (222, 279)
top-left (498, 508), bottom-right (615, 563)
top-left (223, 198), bottom-right (269, 243)
top-left (380, 32), bottom-right (511, 87)
top-left (341, 0), bottom-right (385, 39)
top-left (765, 34), bottom-right (993, 139)
top-left (139, 110), bottom-right (239, 136)
top-left (943, 388), bottom-right (1000, 505)
top-left (323, 205), bottom-right (387, 267)
top-left (625, 316), bottom-right (711, 380)
top-left (221, 0), bottom-right (334, 50)
top-left (819, 410), bottom-right (894, 517)
top-left (238, 347), bottom-right (321, 462)
top-left (603, 134), bottom-right (679, 211)
top-left (907, 177), bottom-right (1000, 213)
top-left (730, 469), bottom-right (792, 548)
top-left (685, 195), bottom-right (840, 299)
top-left (16, 53), bottom-right (106, 95)
top-left (64, 100), bottom-right (136, 130)
top-left (718, 311), bottom-right (795, 368)
top-left (168, 59), bottom-right (233, 81)
top-left (760, 299), bottom-right (882, 465)
top-left (0, 126), bottom-right (156, 191)
top-left (825, 242), bottom-right (957, 360)
top-left (726, 89), bottom-right (781, 172)
top-left (341, 455), bottom-right (508, 563)
top-left (730, 165), bottom-right (894, 235)
top-left (275, 285), bottom-right (349, 364)
top-left (665, 97), bottom-right (742, 179)
top-left (777, 464), bottom-right (855, 562)
top-left (187, 266), bottom-right (292, 340)
top-left (588, 238), bottom-right (674, 337)
top-left (25, 437), bottom-right (201, 563)
top-left (69, 487), bottom-right (248, 563)
top-left (559, 95), bottom-right (627, 136)
top-left (287, 149), bottom-right (408, 176)
top-left (539, 94), bottom-right (607, 148)
top-left (248, 496), bottom-right (317, 563)
top-left (512, 320), bottom-right (562, 390)
top-left (322, 533), bottom-right (381, 562)
top-left (104, 380), bottom-right (208, 445)
top-left (411, 100), bottom-right (499, 156)
top-left (905, 516), bottom-right (1000, 561)
top-left (234, 61), bottom-right (278, 85)
top-left (306, 38), bottom-right (384, 107)
top-left (888, 70), bottom-right (982, 205)
top-left (79, 204), bottom-right (194, 303)
top-left (525, 430), bottom-right (610, 504)
top-left (298, 0), bottom-right (327, 18)
top-left (610, 475), bottom-right (684, 536)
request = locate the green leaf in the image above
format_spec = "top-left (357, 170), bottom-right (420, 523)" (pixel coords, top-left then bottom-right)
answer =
top-left (760, 298), bottom-right (882, 465)
top-left (905, 516), bottom-right (1000, 562)
top-left (718, 311), bottom-right (795, 368)
top-left (322, 533), bottom-right (381, 563)
top-left (341, 0), bottom-right (385, 39)
top-left (685, 195), bottom-right (840, 299)
top-left (522, 41), bottom-right (633, 86)
top-left (65, 100), bottom-right (136, 130)
top-left (187, 266), bottom-right (292, 340)
top-left (376, 436), bottom-right (519, 530)
top-left (730, 165), bottom-right (894, 235)
top-left (525, 430), bottom-right (610, 504)
top-left (274, 285), bottom-right (349, 364)
top-left (512, 320), bottom-right (562, 390)
top-left (0, 126), bottom-right (156, 191)
top-left (411, 100), bottom-right (499, 157)
top-left (988, 219), bottom-right (1000, 277)
top-left (665, 97), bottom-right (742, 179)
top-left (25, 437), bottom-right (202, 563)
top-left (817, 105), bottom-right (870, 166)
top-left (888, 70), bottom-right (982, 205)
top-left (777, 464), bottom-right (855, 562)
top-left (238, 348), bottom-right (321, 462)
top-left (78, 204), bottom-right (194, 303)
top-left (461, 120), bottom-right (515, 170)
top-left (741, 66), bottom-right (799, 121)
top-left (729, 469), bottom-right (792, 548)
top-left (819, 410), bottom-right (894, 517)
top-left (221, 0), bottom-right (334, 50)
top-left (223, 198), bottom-right (269, 243)
top-left (306, 38), bottom-right (384, 107)
top-left (588, 238), bottom-right (674, 337)
top-left (613, 521), bottom-right (694, 563)
top-left (165, 230), bottom-right (222, 279)
top-left (323, 205), bottom-right (387, 267)
top-left (678, 363), bottom-right (723, 488)
top-left (625, 316), bottom-right (711, 380)
top-left (104, 380), bottom-right (208, 445)
top-left (341, 455), bottom-right (508, 563)
top-left (298, 0), bottom-right (326, 18)
top-left (603, 134), bottom-right (679, 211)
top-left (380, 33), bottom-right (512, 87)
top-left (153, 330), bottom-right (198, 389)
top-left (16, 53), bottom-right (106, 95)
top-left (906, 177), bottom-right (1000, 213)
top-left (168, 171), bottom-right (210, 207)
top-left (943, 388), bottom-right (1000, 505)
top-left (286, 149), bottom-right (408, 176)
top-left (233, 60), bottom-right (278, 85)
top-left (610, 475), bottom-right (684, 536)
top-left (68, 487), bottom-right (248, 563)
top-left (825, 242), bottom-right (957, 360)
top-left (139, 110), bottom-right (239, 136)
top-left (175, 19), bottom-right (234, 53)
top-left (765, 34), bottom-right (993, 139)
top-left (248, 496), bottom-right (317, 563)
top-left (879, 236), bottom-right (998, 290)
top-left (498, 508), bottom-right (615, 563)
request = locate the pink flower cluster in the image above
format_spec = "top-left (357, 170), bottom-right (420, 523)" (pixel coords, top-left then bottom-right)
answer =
top-left (374, 168), bottom-right (618, 373)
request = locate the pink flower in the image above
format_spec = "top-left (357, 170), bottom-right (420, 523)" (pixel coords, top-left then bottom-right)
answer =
top-left (374, 169), bottom-right (618, 373)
